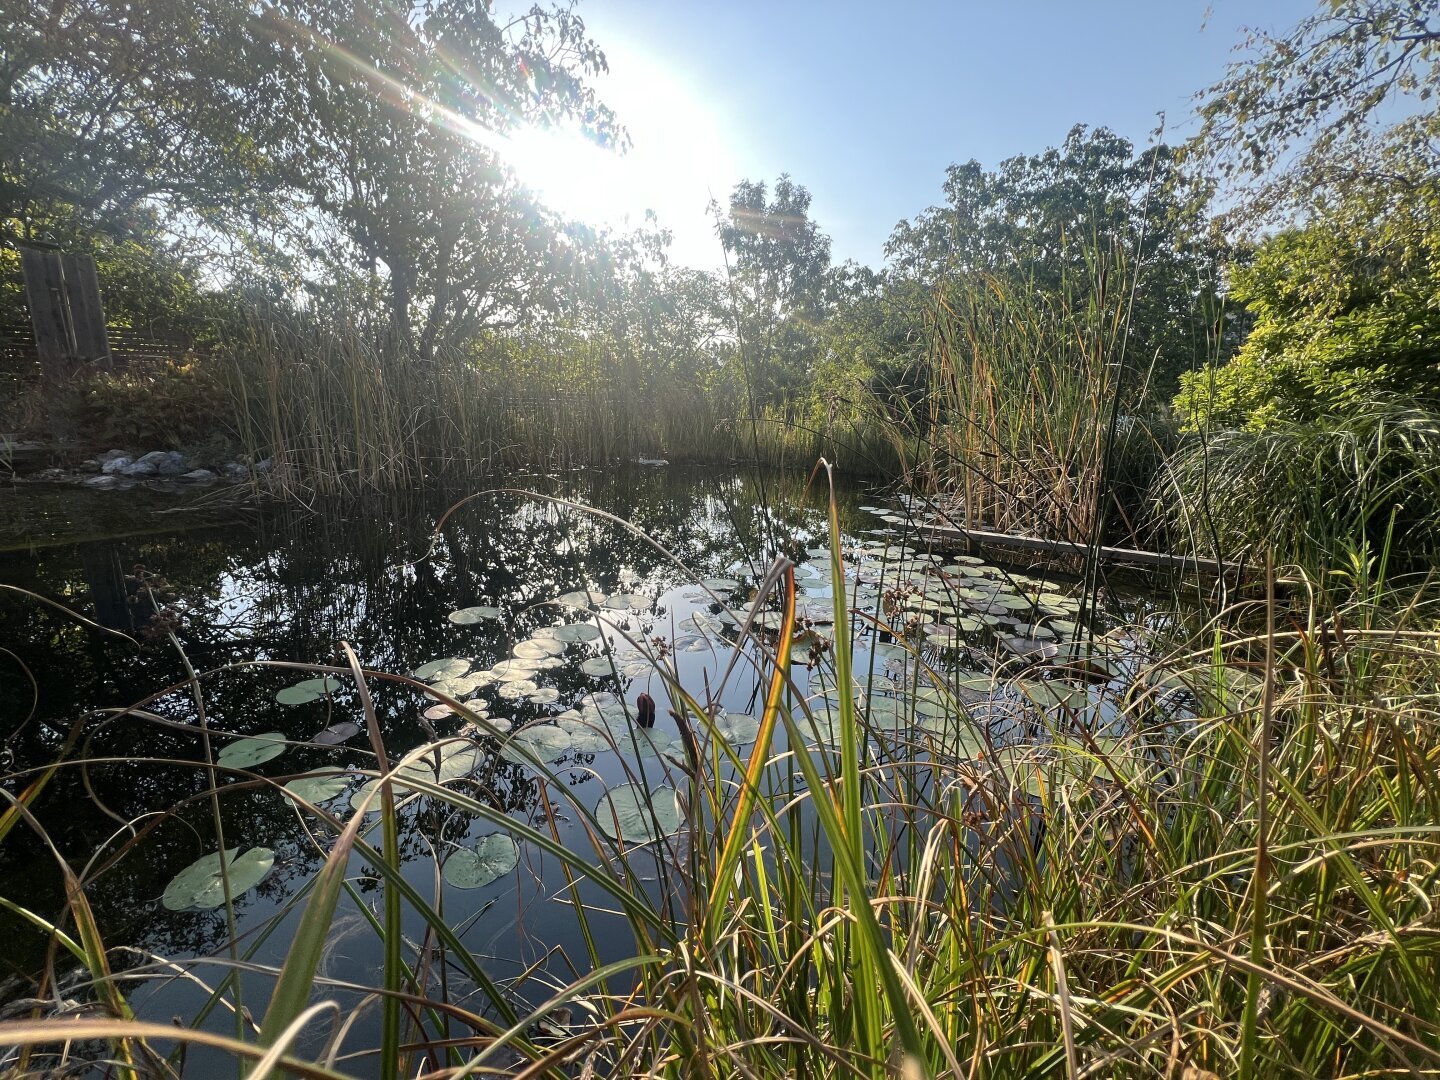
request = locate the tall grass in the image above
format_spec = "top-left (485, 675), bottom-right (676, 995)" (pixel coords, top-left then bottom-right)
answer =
top-left (1156, 394), bottom-right (1440, 573)
top-left (866, 263), bottom-right (1173, 549)
top-left (222, 305), bottom-right (759, 498)
top-left (2, 486), bottom-right (1439, 1077)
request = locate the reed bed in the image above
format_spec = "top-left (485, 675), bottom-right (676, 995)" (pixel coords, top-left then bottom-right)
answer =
top-left (1, 482), bottom-right (1437, 1078)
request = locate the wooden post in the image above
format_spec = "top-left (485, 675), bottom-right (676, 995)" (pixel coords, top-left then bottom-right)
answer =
top-left (62, 253), bottom-right (111, 369)
top-left (19, 247), bottom-right (76, 382)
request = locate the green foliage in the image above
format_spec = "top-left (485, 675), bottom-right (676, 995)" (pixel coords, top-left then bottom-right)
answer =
top-left (887, 125), bottom-right (1230, 397)
top-left (61, 358), bottom-right (233, 452)
top-left (1194, 0), bottom-right (1440, 215)
top-left (1176, 160), bottom-right (1440, 430)
top-left (1158, 395), bottom-right (1440, 569)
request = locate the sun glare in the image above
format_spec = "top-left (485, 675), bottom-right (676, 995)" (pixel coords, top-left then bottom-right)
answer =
top-left (495, 54), bottom-right (735, 265)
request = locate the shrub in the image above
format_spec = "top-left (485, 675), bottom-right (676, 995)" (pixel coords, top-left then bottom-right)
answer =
top-left (61, 357), bottom-right (234, 452)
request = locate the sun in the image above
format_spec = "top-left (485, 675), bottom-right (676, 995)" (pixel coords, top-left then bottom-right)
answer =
top-left (491, 51), bottom-right (735, 265)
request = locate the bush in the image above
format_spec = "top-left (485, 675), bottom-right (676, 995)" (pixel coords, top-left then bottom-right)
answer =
top-left (60, 357), bottom-right (235, 453)
top-left (1154, 395), bottom-right (1440, 570)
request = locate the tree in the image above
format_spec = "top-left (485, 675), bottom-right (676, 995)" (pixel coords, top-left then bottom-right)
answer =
top-left (886, 126), bottom-right (1228, 397)
top-left (718, 175), bottom-right (832, 404)
top-left (1195, 0), bottom-right (1440, 217)
top-left (1175, 142), bottom-right (1440, 430)
top-left (258, 0), bottom-right (622, 353)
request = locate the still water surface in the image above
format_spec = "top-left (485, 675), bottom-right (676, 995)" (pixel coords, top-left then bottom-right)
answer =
top-left (0, 466), bottom-right (1140, 1073)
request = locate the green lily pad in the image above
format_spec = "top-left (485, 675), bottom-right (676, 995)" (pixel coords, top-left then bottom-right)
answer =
top-left (415, 658), bottom-right (471, 681)
top-left (513, 639), bottom-right (560, 659)
top-left (711, 711), bottom-right (760, 744)
top-left (602, 592), bottom-right (652, 612)
top-left (580, 656), bottom-right (617, 678)
top-left (443, 833), bottom-right (519, 889)
top-left (701, 577), bottom-right (740, 592)
top-left (294, 677), bottom-right (342, 694)
top-left (500, 724), bottom-right (575, 764)
top-left (490, 659), bottom-right (541, 681)
top-left (448, 605), bottom-right (501, 624)
top-left (528, 687), bottom-right (561, 704)
top-left (217, 733), bottom-right (286, 770)
top-left (283, 771), bottom-right (350, 804)
top-left (275, 685), bottom-right (322, 705)
top-left (551, 623), bottom-right (601, 643)
top-left (556, 589), bottom-right (606, 609)
top-left (162, 847), bottom-right (275, 911)
top-left (594, 784), bottom-right (684, 843)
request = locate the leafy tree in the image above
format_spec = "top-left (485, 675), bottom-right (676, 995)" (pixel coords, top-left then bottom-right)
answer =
top-left (258, 0), bottom-right (621, 354)
top-left (1195, 0), bottom-right (1440, 216)
top-left (1175, 143), bottom-right (1440, 430)
top-left (718, 175), bottom-right (832, 404)
top-left (887, 126), bottom-right (1229, 397)
top-left (0, 0), bottom-right (286, 245)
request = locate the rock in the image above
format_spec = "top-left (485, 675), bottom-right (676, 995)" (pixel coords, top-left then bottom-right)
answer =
top-left (637, 457), bottom-right (669, 466)
top-left (100, 449), bottom-right (129, 463)
top-left (222, 462), bottom-right (248, 479)
top-left (33, 467), bottom-right (67, 481)
top-left (121, 460), bottom-right (158, 477)
top-left (85, 474), bottom-right (120, 488)
top-left (181, 468), bottom-right (217, 482)
top-left (78, 458), bottom-right (101, 472)
top-left (102, 455), bottom-right (132, 475)
top-left (134, 450), bottom-right (169, 466)
top-left (252, 457), bottom-right (273, 473)
top-left (156, 451), bottom-right (190, 476)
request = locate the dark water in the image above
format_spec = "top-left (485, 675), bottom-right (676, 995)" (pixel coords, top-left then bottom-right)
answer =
top-left (0, 465), bottom-right (1137, 1073)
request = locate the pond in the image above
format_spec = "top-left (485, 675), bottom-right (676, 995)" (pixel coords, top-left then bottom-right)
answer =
top-left (0, 465), bottom-right (1174, 1074)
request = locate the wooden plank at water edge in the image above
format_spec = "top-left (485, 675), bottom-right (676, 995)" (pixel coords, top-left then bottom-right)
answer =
top-left (915, 522), bottom-right (1258, 580)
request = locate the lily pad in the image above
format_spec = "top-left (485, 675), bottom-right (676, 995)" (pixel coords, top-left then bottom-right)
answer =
top-left (217, 733), bottom-right (286, 770)
top-left (514, 639), bottom-right (565, 659)
top-left (310, 721), bottom-right (359, 746)
top-left (551, 623), bottom-right (601, 643)
top-left (443, 833), bottom-right (519, 889)
top-left (555, 589), bottom-right (606, 609)
top-left (580, 656), bottom-right (617, 678)
top-left (603, 592), bottom-right (652, 612)
top-left (448, 605), bottom-right (501, 625)
top-left (711, 711), bottom-right (760, 744)
top-left (415, 658), bottom-right (471, 681)
top-left (594, 784), bottom-right (684, 843)
top-left (275, 684), bottom-right (323, 705)
top-left (497, 679), bottom-right (539, 700)
top-left (701, 577), bottom-right (740, 592)
top-left (283, 771), bottom-right (350, 804)
top-left (162, 847), bottom-right (275, 911)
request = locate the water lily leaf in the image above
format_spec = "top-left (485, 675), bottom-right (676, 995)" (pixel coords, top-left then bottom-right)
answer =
top-left (500, 724), bottom-right (574, 764)
top-left (295, 677), bottom-right (342, 694)
top-left (528, 687), bottom-right (561, 705)
top-left (490, 659), bottom-right (541, 680)
top-left (559, 716), bottom-right (616, 752)
top-left (603, 592), bottom-right (652, 612)
top-left (497, 680), bottom-right (539, 700)
top-left (448, 605), bottom-right (501, 625)
top-left (701, 577), bottom-right (740, 592)
top-left (711, 712), bottom-right (760, 744)
top-left (580, 656), bottom-right (617, 678)
top-left (283, 772), bottom-right (349, 805)
top-left (594, 784), bottom-right (683, 843)
top-left (551, 623), bottom-right (601, 643)
top-left (556, 589), bottom-right (606, 609)
top-left (309, 721), bottom-right (359, 746)
top-left (162, 847), bottom-right (275, 911)
top-left (514, 639), bottom-right (564, 659)
top-left (275, 685), bottom-right (321, 705)
top-left (415, 658), bottom-right (470, 681)
top-left (217, 733), bottom-right (286, 770)
top-left (443, 833), bottom-right (519, 889)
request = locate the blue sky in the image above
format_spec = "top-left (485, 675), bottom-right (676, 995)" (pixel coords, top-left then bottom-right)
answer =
top-left (515, 1), bottom-right (1320, 267)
